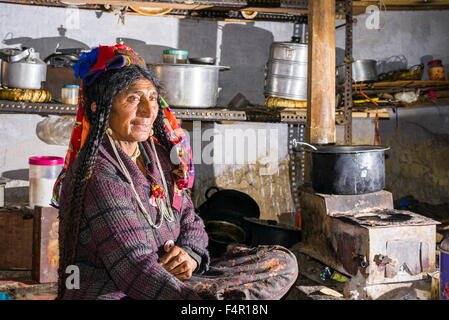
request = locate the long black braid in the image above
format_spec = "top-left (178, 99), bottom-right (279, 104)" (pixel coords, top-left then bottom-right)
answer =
top-left (57, 64), bottom-right (173, 298)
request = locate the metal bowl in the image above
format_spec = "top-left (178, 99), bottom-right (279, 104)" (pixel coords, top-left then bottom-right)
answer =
top-left (205, 220), bottom-right (246, 243)
top-left (188, 57), bottom-right (216, 65)
top-left (205, 220), bottom-right (246, 257)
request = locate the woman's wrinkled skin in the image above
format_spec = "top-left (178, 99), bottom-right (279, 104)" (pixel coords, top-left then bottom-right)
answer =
top-left (90, 78), bottom-right (198, 280)
top-left (107, 78), bottom-right (159, 156)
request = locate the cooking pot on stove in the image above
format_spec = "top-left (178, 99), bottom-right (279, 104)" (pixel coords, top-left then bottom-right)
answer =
top-left (294, 142), bottom-right (390, 195)
top-left (0, 48), bottom-right (47, 89)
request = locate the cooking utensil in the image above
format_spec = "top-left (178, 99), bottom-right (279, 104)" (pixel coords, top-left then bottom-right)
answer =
top-left (150, 63), bottom-right (230, 108)
top-left (0, 48), bottom-right (47, 90)
top-left (294, 142), bottom-right (390, 195)
top-left (243, 217), bottom-right (301, 248)
top-left (264, 42), bottom-right (308, 101)
top-left (188, 57), bottom-right (216, 65)
top-left (197, 186), bottom-right (260, 228)
top-left (336, 59), bottom-right (378, 84)
top-left (205, 220), bottom-right (246, 257)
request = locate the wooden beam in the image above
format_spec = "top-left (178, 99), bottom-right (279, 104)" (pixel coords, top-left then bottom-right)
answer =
top-left (306, 0), bottom-right (336, 145)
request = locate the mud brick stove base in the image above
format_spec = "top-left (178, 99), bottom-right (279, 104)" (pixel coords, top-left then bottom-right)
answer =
top-left (298, 190), bottom-right (440, 299)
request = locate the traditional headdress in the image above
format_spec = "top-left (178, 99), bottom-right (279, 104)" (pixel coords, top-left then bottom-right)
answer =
top-left (51, 44), bottom-right (194, 208)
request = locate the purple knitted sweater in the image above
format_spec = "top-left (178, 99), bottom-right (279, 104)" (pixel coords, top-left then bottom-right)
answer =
top-left (59, 134), bottom-right (210, 300)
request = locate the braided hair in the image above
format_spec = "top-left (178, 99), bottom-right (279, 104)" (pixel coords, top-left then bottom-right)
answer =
top-left (57, 64), bottom-right (173, 298)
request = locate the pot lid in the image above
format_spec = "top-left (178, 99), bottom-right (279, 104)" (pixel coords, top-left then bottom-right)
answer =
top-left (310, 145), bottom-right (390, 154)
top-left (427, 59), bottom-right (442, 65)
top-left (0, 48), bottom-right (22, 56)
top-left (243, 217), bottom-right (301, 231)
top-left (0, 47), bottom-right (42, 64)
top-left (271, 42), bottom-right (308, 48)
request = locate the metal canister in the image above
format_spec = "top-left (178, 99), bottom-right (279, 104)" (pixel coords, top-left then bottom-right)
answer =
top-left (0, 48), bottom-right (47, 89)
top-left (440, 237), bottom-right (449, 300)
top-left (264, 42), bottom-right (308, 101)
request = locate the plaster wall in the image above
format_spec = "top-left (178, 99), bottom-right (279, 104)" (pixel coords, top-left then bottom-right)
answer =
top-left (0, 4), bottom-right (448, 209)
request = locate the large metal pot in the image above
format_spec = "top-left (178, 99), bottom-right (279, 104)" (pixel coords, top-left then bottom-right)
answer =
top-left (264, 42), bottom-right (308, 101)
top-left (336, 59), bottom-right (378, 84)
top-left (296, 143), bottom-right (390, 195)
top-left (0, 48), bottom-right (47, 89)
top-left (150, 63), bottom-right (230, 108)
top-left (243, 217), bottom-right (301, 248)
top-left (197, 186), bottom-right (260, 229)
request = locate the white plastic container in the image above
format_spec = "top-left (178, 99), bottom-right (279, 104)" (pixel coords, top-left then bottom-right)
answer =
top-left (29, 156), bottom-right (63, 209)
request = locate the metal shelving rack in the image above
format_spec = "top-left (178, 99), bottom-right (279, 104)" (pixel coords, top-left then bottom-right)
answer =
top-left (0, 99), bottom-right (308, 124)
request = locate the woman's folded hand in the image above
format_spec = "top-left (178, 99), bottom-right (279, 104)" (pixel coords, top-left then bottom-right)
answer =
top-left (159, 246), bottom-right (198, 280)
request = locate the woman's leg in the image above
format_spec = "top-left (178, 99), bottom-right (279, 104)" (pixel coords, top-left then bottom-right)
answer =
top-left (184, 245), bottom-right (298, 300)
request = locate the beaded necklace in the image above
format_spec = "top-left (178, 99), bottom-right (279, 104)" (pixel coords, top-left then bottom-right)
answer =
top-left (106, 128), bottom-right (174, 229)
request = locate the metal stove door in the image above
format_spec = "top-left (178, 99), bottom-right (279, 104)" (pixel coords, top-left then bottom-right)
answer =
top-left (384, 239), bottom-right (430, 278)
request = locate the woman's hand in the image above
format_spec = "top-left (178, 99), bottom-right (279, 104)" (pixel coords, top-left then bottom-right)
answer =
top-left (159, 246), bottom-right (198, 280)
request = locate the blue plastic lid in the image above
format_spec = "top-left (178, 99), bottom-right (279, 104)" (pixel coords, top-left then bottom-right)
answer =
top-left (163, 50), bottom-right (189, 56)
top-left (63, 85), bottom-right (80, 88)
top-left (0, 293), bottom-right (12, 300)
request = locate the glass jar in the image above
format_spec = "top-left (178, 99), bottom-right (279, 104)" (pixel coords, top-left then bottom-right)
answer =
top-left (61, 84), bottom-right (80, 104)
top-left (163, 50), bottom-right (189, 64)
top-left (29, 156), bottom-right (63, 209)
top-left (427, 60), bottom-right (445, 80)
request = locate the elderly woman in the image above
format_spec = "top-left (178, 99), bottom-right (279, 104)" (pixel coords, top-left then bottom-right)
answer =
top-left (54, 44), bottom-right (298, 300)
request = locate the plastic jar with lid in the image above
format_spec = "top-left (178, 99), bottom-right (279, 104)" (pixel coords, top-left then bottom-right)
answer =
top-left (61, 84), bottom-right (80, 104)
top-left (29, 156), bottom-right (63, 209)
top-left (163, 50), bottom-right (189, 64)
top-left (427, 60), bottom-right (445, 80)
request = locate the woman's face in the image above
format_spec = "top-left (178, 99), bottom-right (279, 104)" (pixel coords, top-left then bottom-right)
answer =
top-left (108, 78), bottom-right (159, 143)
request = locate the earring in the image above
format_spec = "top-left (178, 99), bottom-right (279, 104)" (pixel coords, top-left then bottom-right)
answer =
top-left (150, 128), bottom-right (154, 136)
top-left (106, 128), bottom-right (113, 136)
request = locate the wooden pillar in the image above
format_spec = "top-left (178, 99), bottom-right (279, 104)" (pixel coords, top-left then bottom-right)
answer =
top-left (306, 0), bottom-right (336, 145)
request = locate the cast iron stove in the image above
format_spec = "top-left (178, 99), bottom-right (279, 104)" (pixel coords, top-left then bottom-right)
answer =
top-left (298, 190), bottom-right (439, 297)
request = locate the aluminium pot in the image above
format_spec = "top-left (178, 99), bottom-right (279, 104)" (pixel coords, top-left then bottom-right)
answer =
top-left (264, 42), bottom-right (308, 101)
top-left (295, 143), bottom-right (390, 195)
top-left (0, 48), bottom-right (47, 90)
top-left (150, 63), bottom-right (230, 108)
top-left (243, 217), bottom-right (301, 248)
top-left (336, 59), bottom-right (378, 84)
